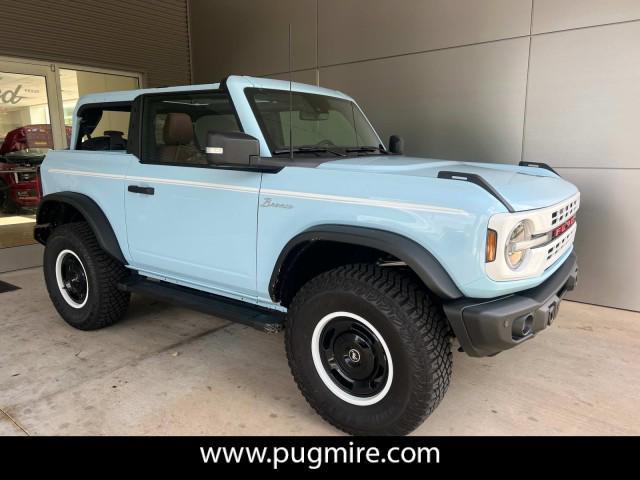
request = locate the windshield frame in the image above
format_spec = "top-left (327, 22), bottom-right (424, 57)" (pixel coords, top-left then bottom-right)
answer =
top-left (244, 87), bottom-right (383, 157)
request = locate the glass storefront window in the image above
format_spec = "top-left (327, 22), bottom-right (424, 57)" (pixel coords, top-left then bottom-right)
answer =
top-left (0, 62), bottom-right (139, 257)
top-left (0, 71), bottom-right (52, 249)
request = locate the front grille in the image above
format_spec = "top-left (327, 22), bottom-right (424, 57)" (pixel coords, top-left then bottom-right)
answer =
top-left (545, 226), bottom-right (576, 264)
top-left (544, 195), bottom-right (580, 269)
top-left (551, 199), bottom-right (578, 225)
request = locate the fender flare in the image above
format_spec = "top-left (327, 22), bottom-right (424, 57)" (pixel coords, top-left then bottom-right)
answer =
top-left (35, 192), bottom-right (126, 264)
top-left (269, 224), bottom-right (463, 301)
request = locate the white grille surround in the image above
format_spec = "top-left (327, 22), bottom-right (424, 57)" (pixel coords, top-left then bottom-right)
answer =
top-left (486, 192), bottom-right (580, 281)
top-left (551, 198), bottom-right (579, 226)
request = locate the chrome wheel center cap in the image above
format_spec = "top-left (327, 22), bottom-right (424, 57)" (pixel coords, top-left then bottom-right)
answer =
top-left (348, 348), bottom-right (361, 363)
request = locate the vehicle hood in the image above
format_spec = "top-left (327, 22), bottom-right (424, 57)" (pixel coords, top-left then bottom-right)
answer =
top-left (317, 156), bottom-right (578, 211)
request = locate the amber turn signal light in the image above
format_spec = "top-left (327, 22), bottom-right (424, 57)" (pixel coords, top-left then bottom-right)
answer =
top-left (486, 229), bottom-right (497, 263)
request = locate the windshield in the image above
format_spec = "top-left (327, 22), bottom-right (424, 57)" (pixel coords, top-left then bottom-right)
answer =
top-left (245, 88), bottom-right (382, 155)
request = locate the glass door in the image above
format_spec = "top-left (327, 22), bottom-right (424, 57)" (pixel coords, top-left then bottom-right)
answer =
top-left (0, 60), bottom-right (140, 272)
top-left (0, 62), bottom-right (62, 268)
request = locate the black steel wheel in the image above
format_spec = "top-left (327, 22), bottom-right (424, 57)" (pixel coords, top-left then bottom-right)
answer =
top-left (313, 312), bottom-right (392, 405)
top-left (286, 264), bottom-right (452, 436)
top-left (43, 222), bottom-right (130, 330)
top-left (55, 249), bottom-right (89, 308)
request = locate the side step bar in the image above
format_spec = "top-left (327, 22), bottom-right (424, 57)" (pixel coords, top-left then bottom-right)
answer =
top-left (118, 275), bottom-right (285, 333)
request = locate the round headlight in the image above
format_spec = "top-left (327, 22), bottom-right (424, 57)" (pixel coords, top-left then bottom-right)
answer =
top-left (505, 221), bottom-right (529, 269)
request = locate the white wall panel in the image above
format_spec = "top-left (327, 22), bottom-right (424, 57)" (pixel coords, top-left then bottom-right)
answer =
top-left (533, 0), bottom-right (640, 34)
top-left (524, 22), bottom-right (640, 169)
top-left (267, 69), bottom-right (318, 85)
top-left (320, 38), bottom-right (529, 164)
top-left (318, 0), bottom-right (532, 66)
top-left (559, 168), bottom-right (640, 311)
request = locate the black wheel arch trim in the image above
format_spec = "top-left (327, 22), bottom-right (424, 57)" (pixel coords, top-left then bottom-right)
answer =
top-left (34, 192), bottom-right (126, 264)
top-left (269, 224), bottom-right (463, 302)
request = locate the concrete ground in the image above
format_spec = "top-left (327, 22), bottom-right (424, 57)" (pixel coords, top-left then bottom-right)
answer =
top-left (1, 266), bottom-right (639, 436)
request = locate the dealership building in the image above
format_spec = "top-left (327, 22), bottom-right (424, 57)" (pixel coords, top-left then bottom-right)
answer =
top-left (1, 0), bottom-right (639, 438)
top-left (0, 1), bottom-right (637, 313)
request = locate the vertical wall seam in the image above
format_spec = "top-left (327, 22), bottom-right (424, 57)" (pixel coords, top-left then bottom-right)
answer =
top-left (186, 0), bottom-right (194, 84)
top-left (316, 0), bottom-right (320, 85)
top-left (520, 0), bottom-right (535, 163)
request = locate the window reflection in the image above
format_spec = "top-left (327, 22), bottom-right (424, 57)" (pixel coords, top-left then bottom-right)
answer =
top-left (0, 67), bottom-right (139, 251)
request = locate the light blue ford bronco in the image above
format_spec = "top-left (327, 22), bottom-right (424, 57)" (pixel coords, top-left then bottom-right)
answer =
top-left (35, 75), bottom-right (579, 435)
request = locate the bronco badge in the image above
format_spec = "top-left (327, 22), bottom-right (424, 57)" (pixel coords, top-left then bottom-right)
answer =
top-left (261, 198), bottom-right (294, 209)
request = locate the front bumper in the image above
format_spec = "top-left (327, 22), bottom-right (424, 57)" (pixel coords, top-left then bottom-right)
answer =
top-left (443, 251), bottom-right (578, 357)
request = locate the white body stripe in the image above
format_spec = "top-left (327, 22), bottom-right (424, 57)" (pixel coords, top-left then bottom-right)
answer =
top-left (48, 168), bottom-right (125, 180)
top-left (47, 168), bottom-right (466, 215)
top-left (260, 188), bottom-right (465, 215)
top-left (127, 175), bottom-right (259, 194)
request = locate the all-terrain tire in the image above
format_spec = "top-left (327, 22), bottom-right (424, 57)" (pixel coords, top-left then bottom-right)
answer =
top-left (285, 263), bottom-right (452, 436)
top-left (43, 222), bottom-right (130, 330)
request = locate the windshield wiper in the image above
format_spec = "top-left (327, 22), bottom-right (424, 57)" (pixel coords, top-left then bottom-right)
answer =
top-left (345, 145), bottom-right (387, 154)
top-left (272, 146), bottom-right (345, 157)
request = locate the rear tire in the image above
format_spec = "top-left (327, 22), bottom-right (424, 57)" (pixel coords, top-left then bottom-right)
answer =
top-left (43, 222), bottom-right (130, 330)
top-left (285, 264), bottom-right (452, 435)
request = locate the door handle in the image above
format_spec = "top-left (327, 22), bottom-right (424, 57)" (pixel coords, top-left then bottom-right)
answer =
top-left (128, 185), bottom-right (155, 195)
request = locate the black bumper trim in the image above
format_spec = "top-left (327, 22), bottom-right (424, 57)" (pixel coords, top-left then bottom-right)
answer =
top-left (443, 251), bottom-right (578, 357)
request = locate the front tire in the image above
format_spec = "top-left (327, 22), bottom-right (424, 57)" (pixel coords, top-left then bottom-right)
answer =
top-left (43, 222), bottom-right (130, 330)
top-left (285, 264), bottom-right (453, 436)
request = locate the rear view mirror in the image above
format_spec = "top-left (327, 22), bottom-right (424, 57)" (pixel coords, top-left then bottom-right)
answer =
top-left (389, 135), bottom-right (404, 155)
top-left (206, 131), bottom-right (259, 166)
top-left (299, 110), bottom-right (329, 121)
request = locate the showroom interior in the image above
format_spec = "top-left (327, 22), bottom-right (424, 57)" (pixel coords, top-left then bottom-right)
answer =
top-left (0, 0), bottom-right (638, 435)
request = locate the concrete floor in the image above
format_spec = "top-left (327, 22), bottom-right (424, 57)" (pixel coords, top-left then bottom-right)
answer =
top-left (1, 266), bottom-right (639, 436)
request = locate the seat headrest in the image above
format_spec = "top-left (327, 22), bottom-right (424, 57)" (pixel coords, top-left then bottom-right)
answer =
top-left (163, 112), bottom-right (193, 145)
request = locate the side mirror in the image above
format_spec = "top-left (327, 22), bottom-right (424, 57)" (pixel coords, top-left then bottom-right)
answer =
top-left (206, 131), bottom-right (259, 166)
top-left (389, 135), bottom-right (404, 155)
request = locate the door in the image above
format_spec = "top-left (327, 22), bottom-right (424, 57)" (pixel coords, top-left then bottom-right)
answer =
top-left (125, 90), bottom-right (261, 301)
top-left (0, 61), bottom-right (63, 271)
top-left (0, 60), bottom-right (141, 272)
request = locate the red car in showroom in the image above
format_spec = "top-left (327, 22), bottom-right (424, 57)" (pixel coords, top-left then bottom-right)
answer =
top-left (0, 124), bottom-right (71, 213)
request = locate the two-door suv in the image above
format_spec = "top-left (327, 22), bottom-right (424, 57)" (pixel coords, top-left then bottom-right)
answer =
top-left (35, 76), bottom-right (579, 435)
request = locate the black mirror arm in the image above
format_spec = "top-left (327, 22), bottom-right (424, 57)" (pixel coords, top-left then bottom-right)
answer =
top-left (389, 135), bottom-right (404, 155)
